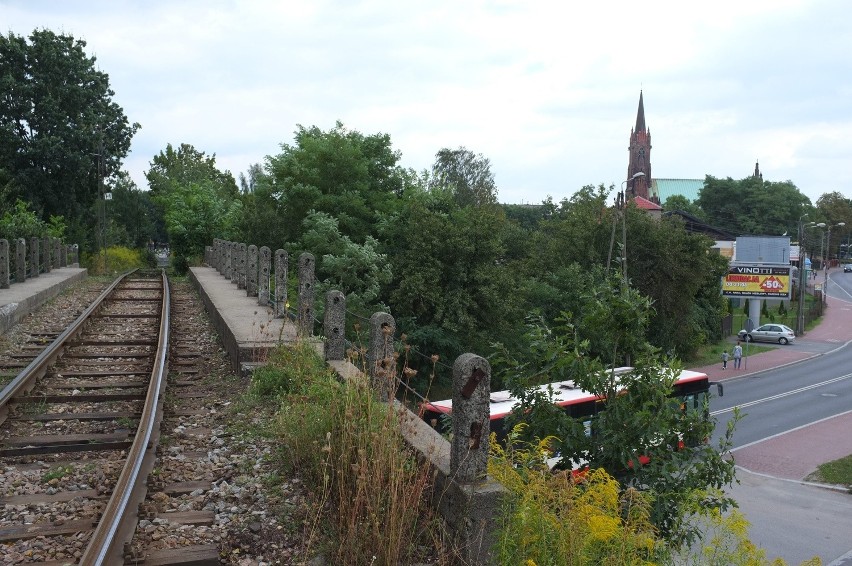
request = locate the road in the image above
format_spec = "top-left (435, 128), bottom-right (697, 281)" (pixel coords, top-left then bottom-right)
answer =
top-left (703, 270), bottom-right (852, 565)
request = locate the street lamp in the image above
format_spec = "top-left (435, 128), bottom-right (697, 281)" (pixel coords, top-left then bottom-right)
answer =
top-left (823, 221), bottom-right (846, 303)
top-left (796, 214), bottom-right (809, 336)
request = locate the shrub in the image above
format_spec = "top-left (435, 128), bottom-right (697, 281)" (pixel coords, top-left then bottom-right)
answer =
top-left (82, 246), bottom-right (148, 275)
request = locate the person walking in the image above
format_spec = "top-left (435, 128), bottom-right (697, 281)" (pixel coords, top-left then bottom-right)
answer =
top-left (733, 342), bottom-right (743, 369)
top-left (721, 350), bottom-right (729, 370)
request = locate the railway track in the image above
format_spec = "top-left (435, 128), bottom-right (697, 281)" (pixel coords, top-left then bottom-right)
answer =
top-left (0, 271), bottom-right (224, 565)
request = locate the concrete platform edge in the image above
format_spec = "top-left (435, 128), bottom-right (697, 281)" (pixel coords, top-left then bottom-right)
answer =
top-left (0, 268), bottom-right (88, 335)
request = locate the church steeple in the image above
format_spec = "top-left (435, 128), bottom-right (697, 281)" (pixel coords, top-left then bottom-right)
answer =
top-left (627, 90), bottom-right (653, 201)
top-left (635, 90), bottom-right (646, 132)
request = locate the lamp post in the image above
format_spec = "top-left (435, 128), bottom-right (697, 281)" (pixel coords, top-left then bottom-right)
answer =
top-left (796, 214), bottom-right (809, 336)
top-left (823, 221), bottom-right (846, 303)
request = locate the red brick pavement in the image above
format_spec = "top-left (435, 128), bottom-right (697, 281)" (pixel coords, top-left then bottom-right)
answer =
top-left (688, 290), bottom-right (852, 482)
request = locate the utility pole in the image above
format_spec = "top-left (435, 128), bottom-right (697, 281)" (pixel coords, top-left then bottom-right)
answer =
top-left (823, 222), bottom-right (846, 304)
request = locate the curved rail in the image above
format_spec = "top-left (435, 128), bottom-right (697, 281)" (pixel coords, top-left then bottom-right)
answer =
top-left (0, 270), bottom-right (135, 425)
top-left (81, 269), bottom-right (171, 565)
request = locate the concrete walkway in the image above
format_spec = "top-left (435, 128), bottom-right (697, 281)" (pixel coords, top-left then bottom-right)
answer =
top-left (0, 267), bottom-right (87, 334)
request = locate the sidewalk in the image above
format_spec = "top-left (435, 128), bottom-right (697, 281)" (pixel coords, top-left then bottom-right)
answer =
top-left (689, 281), bottom-right (852, 482)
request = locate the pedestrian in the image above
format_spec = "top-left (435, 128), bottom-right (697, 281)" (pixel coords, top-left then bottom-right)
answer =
top-left (721, 350), bottom-right (729, 370)
top-left (733, 342), bottom-right (742, 369)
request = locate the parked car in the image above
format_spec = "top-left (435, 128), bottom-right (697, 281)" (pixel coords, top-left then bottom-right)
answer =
top-left (844, 264), bottom-right (852, 273)
top-left (738, 324), bottom-right (796, 345)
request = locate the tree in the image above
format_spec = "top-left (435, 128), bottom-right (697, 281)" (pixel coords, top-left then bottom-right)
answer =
top-left (108, 172), bottom-right (162, 248)
top-left (265, 122), bottom-right (411, 245)
top-left (380, 184), bottom-right (524, 369)
top-left (663, 194), bottom-right (706, 220)
top-left (492, 285), bottom-right (738, 547)
top-left (428, 147), bottom-right (498, 207)
top-left (146, 143), bottom-right (238, 201)
top-left (147, 144), bottom-right (240, 271)
top-left (0, 29), bottom-right (139, 226)
top-left (697, 175), bottom-right (811, 237)
top-left (238, 163), bottom-right (266, 194)
top-left (815, 192), bottom-right (852, 260)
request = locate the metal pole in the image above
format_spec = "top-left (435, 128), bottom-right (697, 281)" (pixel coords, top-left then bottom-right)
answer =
top-left (796, 215), bottom-right (807, 336)
top-left (824, 226), bottom-right (830, 304)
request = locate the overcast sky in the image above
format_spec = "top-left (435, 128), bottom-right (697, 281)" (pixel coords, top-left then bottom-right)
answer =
top-left (3, 0), bottom-right (851, 205)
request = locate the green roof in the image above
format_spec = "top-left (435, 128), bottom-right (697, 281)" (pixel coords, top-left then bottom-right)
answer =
top-left (650, 178), bottom-right (705, 204)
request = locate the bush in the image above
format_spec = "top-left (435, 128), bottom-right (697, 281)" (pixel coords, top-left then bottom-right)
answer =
top-left (82, 246), bottom-right (149, 275)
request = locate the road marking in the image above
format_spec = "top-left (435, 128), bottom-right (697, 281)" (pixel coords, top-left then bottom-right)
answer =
top-left (711, 373), bottom-right (852, 416)
top-left (730, 408), bottom-right (852, 453)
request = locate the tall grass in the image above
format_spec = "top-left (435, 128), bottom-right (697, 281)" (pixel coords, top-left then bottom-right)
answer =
top-left (262, 341), bottom-right (449, 565)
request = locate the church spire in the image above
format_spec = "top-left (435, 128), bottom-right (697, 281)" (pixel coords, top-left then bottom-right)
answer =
top-left (635, 90), bottom-right (646, 133)
top-left (627, 91), bottom-right (652, 201)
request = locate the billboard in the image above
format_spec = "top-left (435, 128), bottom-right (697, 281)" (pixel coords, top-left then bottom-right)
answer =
top-left (721, 265), bottom-right (792, 299)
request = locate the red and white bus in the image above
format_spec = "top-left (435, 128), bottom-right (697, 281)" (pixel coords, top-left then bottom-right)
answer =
top-left (421, 367), bottom-right (721, 459)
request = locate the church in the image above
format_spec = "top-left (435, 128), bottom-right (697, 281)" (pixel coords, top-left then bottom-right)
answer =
top-left (626, 90), bottom-right (708, 207)
top-left (626, 91), bottom-right (737, 243)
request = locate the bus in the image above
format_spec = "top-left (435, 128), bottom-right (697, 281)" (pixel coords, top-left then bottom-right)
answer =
top-left (421, 367), bottom-right (722, 468)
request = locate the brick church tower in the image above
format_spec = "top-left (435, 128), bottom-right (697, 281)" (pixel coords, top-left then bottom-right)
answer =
top-left (627, 91), bottom-right (653, 201)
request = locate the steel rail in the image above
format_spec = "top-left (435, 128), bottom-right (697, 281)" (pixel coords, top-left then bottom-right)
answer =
top-left (0, 270), bottom-right (135, 426)
top-left (80, 269), bottom-right (171, 565)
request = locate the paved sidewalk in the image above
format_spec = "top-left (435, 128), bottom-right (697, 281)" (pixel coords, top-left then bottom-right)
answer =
top-left (689, 282), bottom-right (852, 482)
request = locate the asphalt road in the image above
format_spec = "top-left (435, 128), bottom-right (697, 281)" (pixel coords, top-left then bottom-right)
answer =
top-left (705, 271), bottom-right (852, 565)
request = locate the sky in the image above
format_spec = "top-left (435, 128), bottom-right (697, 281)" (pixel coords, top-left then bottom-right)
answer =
top-left (3, 0), bottom-right (852, 205)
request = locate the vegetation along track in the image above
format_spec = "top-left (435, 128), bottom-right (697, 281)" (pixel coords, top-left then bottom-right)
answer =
top-left (1, 274), bottom-right (311, 565)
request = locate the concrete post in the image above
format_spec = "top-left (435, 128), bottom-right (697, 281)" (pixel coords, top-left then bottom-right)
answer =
top-left (42, 236), bottom-right (51, 273)
top-left (60, 242), bottom-right (68, 267)
top-left (231, 242), bottom-right (240, 285)
top-left (204, 246), bottom-right (212, 267)
top-left (16, 238), bottom-right (26, 283)
top-left (225, 241), bottom-right (232, 279)
top-left (29, 237), bottom-right (39, 278)
top-left (0, 239), bottom-right (9, 289)
top-left (297, 252), bottom-right (315, 337)
top-left (368, 312), bottom-right (396, 401)
top-left (258, 246), bottom-right (271, 307)
top-left (274, 249), bottom-right (288, 318)
top-left (247, 245), bottom-right (258, 297)
top-left (324, 290), bottom-right (346, 361)
top-left (450, 353), bottom-right (491, 483)
top-left (71, 244), bottom-right (79, 266)
top-left (54, 238), bottom-right (62, 268)
top-left (237, 243), bottom-right (247, 290)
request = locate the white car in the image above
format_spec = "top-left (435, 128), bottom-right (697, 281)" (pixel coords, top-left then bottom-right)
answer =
top-left (738, 324), bottom-right (796, 345)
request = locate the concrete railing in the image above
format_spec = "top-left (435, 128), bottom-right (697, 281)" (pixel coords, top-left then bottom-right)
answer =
top-left (205, 239), bottom-right (506, 565)
top-left (0, 237), bottom-right (78, 289)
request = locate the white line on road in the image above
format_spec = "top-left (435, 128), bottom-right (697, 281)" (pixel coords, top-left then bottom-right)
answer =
top-left (711, 373), bottom-right (852, 416)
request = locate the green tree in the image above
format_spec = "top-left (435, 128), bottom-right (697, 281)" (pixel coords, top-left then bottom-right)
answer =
top-left (697, 175), bottom-right (811, 237)
top-left (161, 180), bottom-right (241, 273)
top-left (265, 122), bottom-right (411, 245)
top-left (108, 172), bottom-right (161, 248)
top-left (0, 29), bottom-right (139, 225)
top-left (380, 184), bottom-right (523, 369)
top-left (815, 191), bottom-right (852, 261)
top-left (663, 194), bottom-right (706, 220)
top-left (428, 147), bottom-right (498, 207)
top-left (147, 144), bottom-right (240, 271)
top-left (299, 211), bottom-right (392, 308)
top-left (146, 143), bottom-right (238, 202)
top-left (493, 289), bottom-right (738, 547)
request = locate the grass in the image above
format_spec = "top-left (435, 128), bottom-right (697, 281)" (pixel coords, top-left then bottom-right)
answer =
top-left (687, 340), bottom-right (772, 368)
top-left (805, 455), bottom-right (852, 488)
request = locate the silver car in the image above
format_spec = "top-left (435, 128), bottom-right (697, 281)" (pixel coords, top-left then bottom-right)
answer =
top-left (738, 324), bottom-right (796, 345)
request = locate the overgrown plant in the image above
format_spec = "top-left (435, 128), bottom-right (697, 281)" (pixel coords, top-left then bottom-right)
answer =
top-left (489, 425), bottom-right (663, 564)
top-left (491, 282), bottom-right (740, 547)
top-left (269, 341), bottom-right (446, 565)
